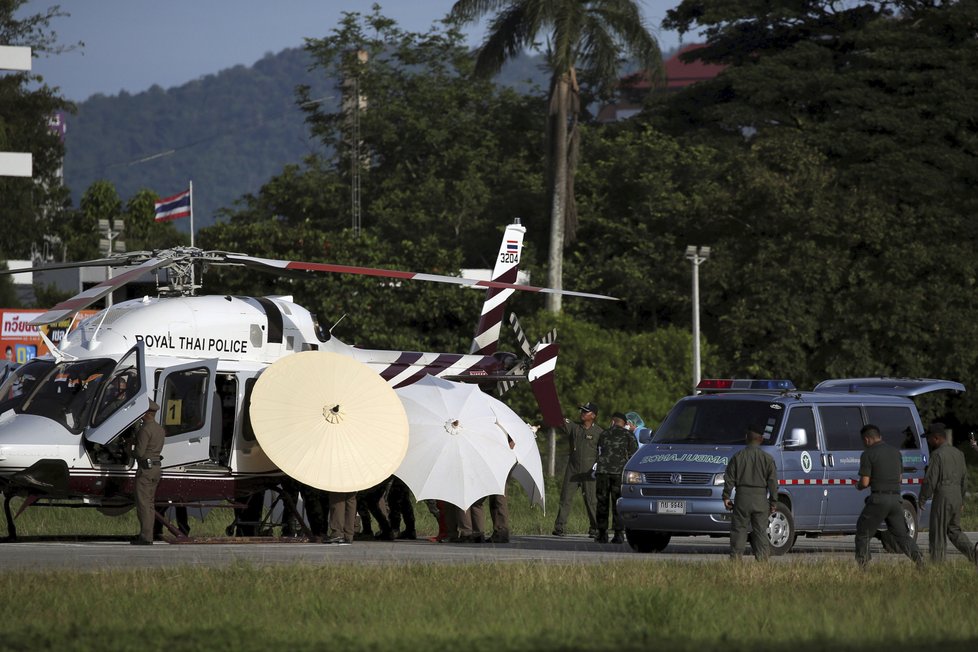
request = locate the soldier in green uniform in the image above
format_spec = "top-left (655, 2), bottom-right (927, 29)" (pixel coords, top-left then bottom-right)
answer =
top-left (919, 422), bottom-right (977, 566)
top-left (722, 427), bottom-right (778, 561)
top-left (854, 424), bottom-right (924, 569)
top-left (594, 412), bottom-right (639, 543)
top-left (552, 402), bottom-right (603, 537)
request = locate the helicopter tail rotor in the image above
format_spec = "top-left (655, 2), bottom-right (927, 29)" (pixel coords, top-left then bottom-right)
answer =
top-left (497, 314), bottom-right (563, 426)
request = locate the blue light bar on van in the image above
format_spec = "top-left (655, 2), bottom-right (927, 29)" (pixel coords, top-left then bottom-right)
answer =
top-left (697, 379), bottom-right (796, 391)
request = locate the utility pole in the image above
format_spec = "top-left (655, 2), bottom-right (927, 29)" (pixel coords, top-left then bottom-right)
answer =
top-left (684, 245), bottom-right (711, 390)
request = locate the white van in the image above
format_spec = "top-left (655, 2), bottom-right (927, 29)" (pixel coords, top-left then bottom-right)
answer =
top-left (617, 377), bottom-right (964, 554)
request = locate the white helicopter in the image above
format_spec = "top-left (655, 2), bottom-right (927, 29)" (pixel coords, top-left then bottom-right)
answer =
top-left (0, 220), bottom-right (611, 540)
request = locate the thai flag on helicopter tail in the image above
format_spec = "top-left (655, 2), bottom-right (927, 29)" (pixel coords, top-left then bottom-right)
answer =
top-left (154, 188), bottom-right (191, 222)
top-left (506, 240), bottom-right (519, 252)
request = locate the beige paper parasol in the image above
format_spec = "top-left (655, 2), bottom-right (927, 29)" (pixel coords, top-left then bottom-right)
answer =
top-left (249, 351), bottom-right (409, 492)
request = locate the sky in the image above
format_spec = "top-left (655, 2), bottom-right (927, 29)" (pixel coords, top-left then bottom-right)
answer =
top-left (21, 1), bottom-right (686, 102)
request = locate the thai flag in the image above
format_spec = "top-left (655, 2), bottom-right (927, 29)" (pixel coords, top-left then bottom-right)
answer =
top-left (506, 240), bottom-right (519, 252)
top-left (154, 189), bottom-right (191, 222)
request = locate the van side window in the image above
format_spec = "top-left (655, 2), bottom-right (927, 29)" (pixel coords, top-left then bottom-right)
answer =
top-left (819, 406), bottom-right (863, 450)
top-left (784, 406), bottom-right (818, 450)
top-left (865, 406), bottom-right (919, 449)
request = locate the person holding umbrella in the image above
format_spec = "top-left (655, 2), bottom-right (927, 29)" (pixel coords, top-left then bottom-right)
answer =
top-left (552, 402), bottom-right (603, 537)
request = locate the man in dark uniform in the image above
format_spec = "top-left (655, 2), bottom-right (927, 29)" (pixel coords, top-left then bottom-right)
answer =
top-left (357, 477), bottom-right (395, 540)
top-left (594, 412), bottom-right (639, 543)
top-left (919, 422), bottom-right (977, 566)
top-left (854, 424), bottom-right (924, 569)
top-left (552, 402), bottom-right (603, 537)
top-left (387, 476), bottom-right (416, 540)
top-left (131, 399), bottom-right (164, 545)
top-left (722, 427), bottom-right (778, 561)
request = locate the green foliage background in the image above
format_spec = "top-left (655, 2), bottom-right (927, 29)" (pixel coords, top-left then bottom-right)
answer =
top-left (7, 1), bottom-right (978, 429)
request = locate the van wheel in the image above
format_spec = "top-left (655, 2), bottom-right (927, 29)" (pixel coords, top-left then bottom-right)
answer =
top-left (880, 500), bottom-right (919, 552)
top-left (625, 530), bottom-right (671, 553)
top-left (768, 503), bottom-right (796, 555)
top-left (902, 500), bottom-right (918, 539)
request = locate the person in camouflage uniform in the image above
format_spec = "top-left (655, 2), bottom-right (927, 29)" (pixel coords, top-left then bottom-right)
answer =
top-left (919, 422), bottom-right (977, 566)
top-left (594, 412), bottom-right (639, 543)
top-left (722, 427), bottom-right (778, 561)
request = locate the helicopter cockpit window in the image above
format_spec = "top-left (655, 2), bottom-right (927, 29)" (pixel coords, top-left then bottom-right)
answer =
top-left (0, 359), bottom-right (54, 416)
top-left (160, 366), bottom-right (211, 437)
top-left (19, 358), bottom-right (115, 433)
top-left (91, 367), bottom-right (140, 427)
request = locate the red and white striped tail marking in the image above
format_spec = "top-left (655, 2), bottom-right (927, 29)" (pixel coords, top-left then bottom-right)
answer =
top-left (470, 221), bottom-right (525, 355)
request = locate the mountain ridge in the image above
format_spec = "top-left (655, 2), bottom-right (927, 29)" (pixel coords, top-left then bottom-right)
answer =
top-left (63, 46), bottom-right (549, 233)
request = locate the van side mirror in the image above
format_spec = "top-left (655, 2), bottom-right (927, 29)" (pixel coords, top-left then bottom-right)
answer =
top-left (637, 427), bottom-right (652, 444)
top-left (783, 427), bottom-right (808, 449)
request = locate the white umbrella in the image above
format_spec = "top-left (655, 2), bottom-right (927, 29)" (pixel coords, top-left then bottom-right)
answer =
top-left (394, 375), bottom-right (517, 510)
top-left (249, 351), bottom-right (409, 492)
top-left (486, 398), bottom-right (546, 512)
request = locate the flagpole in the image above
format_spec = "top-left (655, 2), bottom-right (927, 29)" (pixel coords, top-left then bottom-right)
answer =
top-left (189, 179), bottom-right (195, 293)
top-left (189, 179), bottom-right (195, 248)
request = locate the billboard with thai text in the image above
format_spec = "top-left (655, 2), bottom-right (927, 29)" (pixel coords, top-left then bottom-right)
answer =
top-left (1, 309), bottom-right (97, 364)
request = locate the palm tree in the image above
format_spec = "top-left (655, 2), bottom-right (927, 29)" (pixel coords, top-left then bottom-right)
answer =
top-left (450, 0), bottom-right (661, 312)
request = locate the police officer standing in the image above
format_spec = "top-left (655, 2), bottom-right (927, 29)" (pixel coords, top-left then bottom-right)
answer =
top-left (919, 422), bottom-right (977, 566)
top-left (594, 412), bottom-right (639, 543)
top-left (552, 402), bottom-right (602, 537)
top-left (854, 424), bottom-right (924, 569)
top-left (131, 399), bottom-right (164, 545)
top-left (722, 427), bottom-right (778, 561)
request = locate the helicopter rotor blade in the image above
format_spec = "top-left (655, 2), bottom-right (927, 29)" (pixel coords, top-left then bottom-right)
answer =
top-left (224, 254), bottom-right (619, 301)
top-left (0, 253), bottom-right (155, 275)
top-left (30, 256), bottom-right (173, 326)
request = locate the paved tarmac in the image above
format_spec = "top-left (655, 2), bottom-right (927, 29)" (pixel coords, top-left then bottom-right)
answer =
top-left (3, 532), bottom-right (976, 572)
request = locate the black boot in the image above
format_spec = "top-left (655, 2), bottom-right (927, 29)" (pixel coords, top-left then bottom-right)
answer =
top-left (594, 529), bottom-right (608, 543)
top-left (610, 531), bottom-right (625, 544)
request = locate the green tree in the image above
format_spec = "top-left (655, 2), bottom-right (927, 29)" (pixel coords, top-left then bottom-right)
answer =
top-left (55, 179), bottom-right (119, 261)
top-left (449, 0), bottom-right (662, 312)
top-left (299, 9), bottom-right (546, 264)
top-left (200, 10), bottom-right (567, 353)
top-left (648, 1), bottom-right (978, 419)
top-left (501, 310), bottom-right (715, 427)
top-left (0, 261), bottom-right (18, 306)
top-left (0, 0), bottom-right (75, 259)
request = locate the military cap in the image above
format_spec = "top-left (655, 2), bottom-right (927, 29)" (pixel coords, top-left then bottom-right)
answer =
top-left (579, 402), bottom-right (599, 414)
top-left (926, 422), bottom-right (946, 436)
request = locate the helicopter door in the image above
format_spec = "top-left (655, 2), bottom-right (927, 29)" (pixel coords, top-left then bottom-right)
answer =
top-left (84, 342), bottom-right (150, 446)
top-left (156, 359), bottom-right (218, 468)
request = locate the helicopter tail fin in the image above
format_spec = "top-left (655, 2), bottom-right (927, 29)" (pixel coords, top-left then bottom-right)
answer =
top-left (528, 339), bottom-right (563, 427)
top-left (497, 314), bottom-right (563, 426)
top-left (469, 219), bottom-right (526, 355)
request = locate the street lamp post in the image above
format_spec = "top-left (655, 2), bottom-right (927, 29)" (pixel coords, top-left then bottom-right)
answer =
top-left (685, 245), bottom-right (711, 391)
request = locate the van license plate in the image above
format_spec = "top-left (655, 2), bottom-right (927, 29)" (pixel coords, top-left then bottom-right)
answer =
top-left (657, 500), bottom-right (685, 515)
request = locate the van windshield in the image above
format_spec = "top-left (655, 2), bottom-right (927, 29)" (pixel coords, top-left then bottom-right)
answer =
top-left (653, 398), bottom-right (783, 445)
